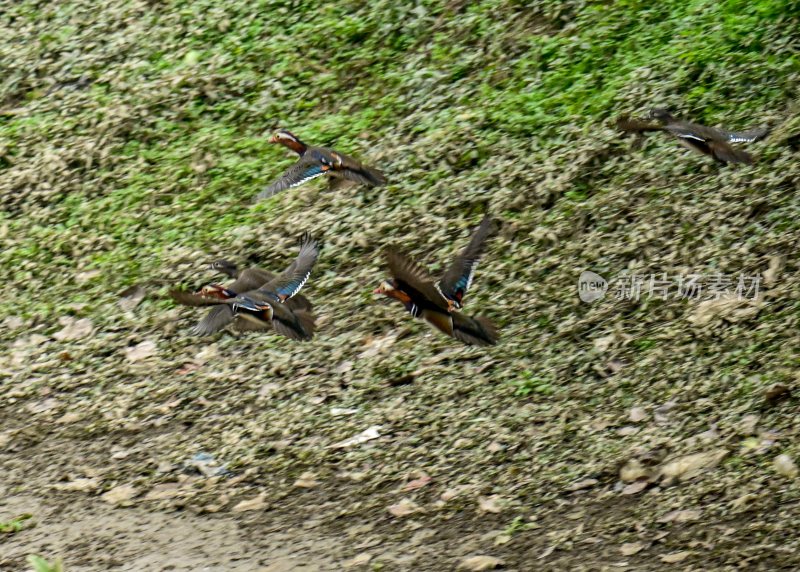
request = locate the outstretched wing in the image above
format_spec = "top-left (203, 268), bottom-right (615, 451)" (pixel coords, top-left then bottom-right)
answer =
top-left (227, 268), bottom-right (276, 293)
top-left (169, 289), bottom-right (228, 307)
top-left (256, 157), bottom-right (329, 201)
top-left (193, 306), bottom-right (235, 335)
top-left (386, 250), bottom-right (449, 309)
top-left (438, 215), bottom-right (493, 308)
top-left (258, 234), bottom-right (320, 300)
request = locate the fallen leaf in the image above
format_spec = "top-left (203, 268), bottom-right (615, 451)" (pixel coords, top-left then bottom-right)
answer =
top-left (329, 426), bottom-right (382, 449)
top-left (55, 412), bottom-right (82, 424)
top-left (144, 484), bottom-right (183, 501)
top-left (478, 495), bottom-right (504, 513)
top-left (568, 478), bottom-right (598, 491)
top-left (343, 553), bottom-right (372, 568)
top-left (53, 317), bottom-right (93, 341)
top-left (658, 509), bottom-right (701, 523)
top-left (388, 498), bottom-right (422, 517)
top-left (659, 551), bottom-right (692, 563)
top-left (737, 414), bottom-right (760, 435)
top-left (620, 542), bottom-right (643, 556)
top-left (101, 484), bottom-right (138, 505)
top-left (293, 472), bottom-right (320, 488)
top-left (629, 407), bottom-right (648, 423)
top-left (330, 407), bottom-right (359, 417)
top-left (404, 472), bottom-right (432, 491)
top-left (620, 459), bottom-right (650, 482)
top-left (459, 555), bottom-right (504, 571)
top-left (621, 481), bottom-right (648, 495)
top-left (232, 494), bottom-right (267, 512)
top-left (774, 454), bottom-right (798, 478)
top-left (125, 340), bottom-right (157, 362)
top-left (53, 477), bottom-right (100, 492)
top-left (118, 285), bottom-right (146, 312)
top-left (659, 449), bottom-right (728, 482)
top-left (764, 383), bottom-right (791, 403)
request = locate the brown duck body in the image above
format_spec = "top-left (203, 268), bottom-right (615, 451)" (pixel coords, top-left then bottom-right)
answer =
top-left (256, 130), bottom-right (387, 200)
top-left (617, 109), bottom-right (768, 164)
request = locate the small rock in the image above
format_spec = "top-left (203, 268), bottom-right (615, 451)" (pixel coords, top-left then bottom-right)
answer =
top-left (118, 285), bottom-right (146, 312)
top-left (459, 555), bottom-right (504, 570)
top-left (330, 407), bottom-right (359, 417)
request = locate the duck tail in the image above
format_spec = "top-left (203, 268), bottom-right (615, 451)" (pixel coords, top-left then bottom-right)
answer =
top-left (452, 313), bottom-right (499, 347)
top-left (360, 165), bottom-right (387, 187)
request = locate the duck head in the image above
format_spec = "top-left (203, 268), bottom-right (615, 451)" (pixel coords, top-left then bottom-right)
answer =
top-left (209, 259), bottom-right (238, 278)
top-left (269, 129), bottom-right (307, 154)
top-left (648, 108), bottom-right (674, 123)
top-left (374, 279), bottom-right (412, 304)
top-left (199, 283), bottom-right (236, 299)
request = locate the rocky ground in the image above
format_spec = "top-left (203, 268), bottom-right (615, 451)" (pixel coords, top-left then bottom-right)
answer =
top-left (2, 1), bottom-right (799, 570)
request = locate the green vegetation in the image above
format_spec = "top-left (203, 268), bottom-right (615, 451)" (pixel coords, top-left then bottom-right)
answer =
top-left (26, 555), bottom-right (63, 572)
top-left (0, 513), bottom-right (33, 534)
top-left (1, 0), bottom-right (799, 568)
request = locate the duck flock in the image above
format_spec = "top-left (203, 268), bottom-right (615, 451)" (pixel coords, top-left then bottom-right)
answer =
top-left (169, 110), bottom-right (770, 346)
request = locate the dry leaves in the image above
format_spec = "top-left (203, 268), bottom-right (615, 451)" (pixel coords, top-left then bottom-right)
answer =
top-left (125, 340), bottom-right (157, 362)
top-left (458, 555), bottom-right (504, 571)
top-left (773, 454), bottom-right (798, 479)
top-left (52, 317), bottom-right (93, 341)
top-left (329, 426), bottom-right (382, 449)
top-left (659, 551), bottom-right (692, 563)
top-left (387, 498), bottom-right (422, 517)
top-left (232, 494), bottom-right (268, 512)
top-left (658, 509), bottom-right (701, 523)
top-left (620, 542), bottom-right (643, 556)
top-left (477, 495), bottom-right (505, 514)
top-left (659, 449), bottom-right (728, 483)
top-left (101, 484), bottom-right (138, 505)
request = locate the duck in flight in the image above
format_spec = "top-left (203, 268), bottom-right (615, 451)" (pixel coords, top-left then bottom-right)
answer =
top-left (374, 215), bottom-right (499, 347)
top-left (256, 130), bottom-right (387, 201)
top-left (617, 108), bottom-right (769, 164)
top-left (170, 235), bottom-right (319, 340)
